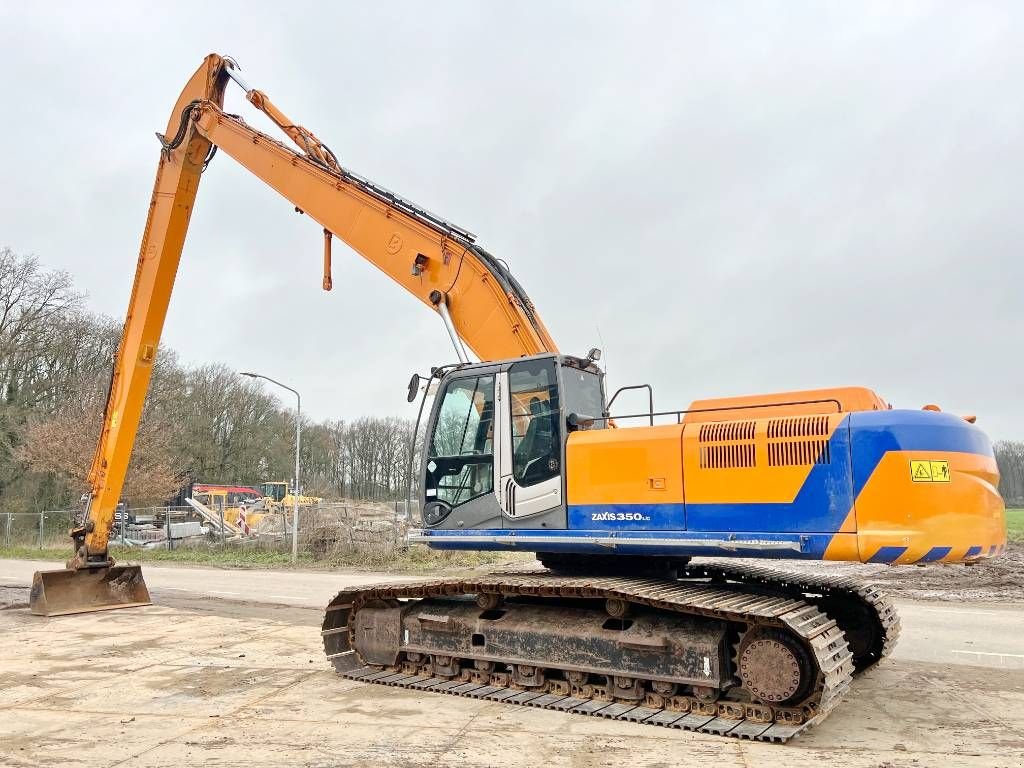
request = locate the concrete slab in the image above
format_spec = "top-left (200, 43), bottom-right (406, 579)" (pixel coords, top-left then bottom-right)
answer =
top-left (0, 710), bottom-right (203, 768)
top-left (1, 580), bottom-right (1023, 767)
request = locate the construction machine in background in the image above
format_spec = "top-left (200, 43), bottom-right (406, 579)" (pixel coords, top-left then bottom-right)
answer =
top-left (176, 481), bottom-right (319, 528)
top-left (31, 54), bottom-right (1006, 742)
top-left (189, 483), bottom-right (262, 526)
top-left (255, 481), bottom-right (321, 512)
top-left (234, 481), bottom-right (323, 530)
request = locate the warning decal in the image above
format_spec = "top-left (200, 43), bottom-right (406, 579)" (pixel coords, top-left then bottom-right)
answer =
top-left (910, 459), bottom-right (950, 483)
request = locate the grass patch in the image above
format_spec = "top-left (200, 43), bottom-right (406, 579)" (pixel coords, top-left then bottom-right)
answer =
top-left (0, 544), bottom-right (301, 568)
top-left (0, 543), bottom-right (532, 573)
top-left (1006, 508), bottom-right (1024, 543)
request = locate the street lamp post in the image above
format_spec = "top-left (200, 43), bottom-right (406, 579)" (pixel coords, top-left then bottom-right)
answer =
top-left (240, 371), bottom-right (301, 563)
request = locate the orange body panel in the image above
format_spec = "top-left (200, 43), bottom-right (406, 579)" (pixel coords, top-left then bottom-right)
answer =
top-left (854, 450), bottom-right (1005, 564)
top-left (821, 532), bottom-right (861, 561)
top-left (567, 425), bottom-right (685, 508)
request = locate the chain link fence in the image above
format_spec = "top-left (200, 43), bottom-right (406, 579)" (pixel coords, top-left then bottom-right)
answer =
top-left (2, 500), bottom-right (415, 561)
top-left (2, 510), bottom-right (76, 549)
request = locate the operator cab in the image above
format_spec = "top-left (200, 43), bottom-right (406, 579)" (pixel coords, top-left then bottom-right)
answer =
top-left (259, 482), bottom-right (288, 503)
top-left (418, 353), bottom-right (604, 531)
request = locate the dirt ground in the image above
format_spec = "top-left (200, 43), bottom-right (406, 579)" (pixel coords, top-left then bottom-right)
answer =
top-left (2, 581), bottom-right (1023, 768)
top-left (712, 543), bottom-right (1024, 603)
top-left (485, 543), bottom-right (1024, 603)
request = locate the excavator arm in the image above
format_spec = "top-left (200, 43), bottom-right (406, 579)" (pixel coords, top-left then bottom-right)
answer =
top-left (30, 53), bottom-right (556, 615)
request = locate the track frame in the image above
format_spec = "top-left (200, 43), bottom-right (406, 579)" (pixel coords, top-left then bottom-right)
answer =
top-left (322, 564), bottom-right (898, 743)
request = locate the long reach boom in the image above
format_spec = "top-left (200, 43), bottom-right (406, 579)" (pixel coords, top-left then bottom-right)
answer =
top-left (33, 53), bottom-right (556, 611)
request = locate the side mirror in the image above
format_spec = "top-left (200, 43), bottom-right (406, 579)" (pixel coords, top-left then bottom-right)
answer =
top-left (406, 373), bottom-right (421, 403)
top-left (422, 500), bottom-right (452, 526)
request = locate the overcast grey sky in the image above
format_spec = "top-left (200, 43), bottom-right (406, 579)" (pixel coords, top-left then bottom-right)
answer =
top-left (1, 2), bottom-right (1021, 437)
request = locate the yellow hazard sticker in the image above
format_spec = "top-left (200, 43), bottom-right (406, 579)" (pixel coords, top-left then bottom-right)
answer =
top-left (910, 459), bottom-right (950, 483)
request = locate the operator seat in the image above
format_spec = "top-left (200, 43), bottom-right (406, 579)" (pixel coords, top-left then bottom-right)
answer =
top-left (514, 398), bottom-right (556, 485)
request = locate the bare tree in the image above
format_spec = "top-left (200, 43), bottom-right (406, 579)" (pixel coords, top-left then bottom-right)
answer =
top-left (0, 247), bottom-right (418, 510)
top-left (994, 441), bottom-right (1024, 506)
top-left (0, 248), bottom-right (81, 406)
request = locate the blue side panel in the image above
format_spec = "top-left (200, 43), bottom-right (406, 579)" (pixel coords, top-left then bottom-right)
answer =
top-left (915, 546), bottom-right (952, 563)
top-left (568, 504), bottom-right (684, 531)
top-left (965, 546), bottom-right (983, 558)
top-left (685, 417), bottom-right (854, 534)
top-left (849, 409), bottom-right (994, 496)
top-left (868, 545), bottom-right (907, 563)
top-left (416, 528), bottom-right (835, 560)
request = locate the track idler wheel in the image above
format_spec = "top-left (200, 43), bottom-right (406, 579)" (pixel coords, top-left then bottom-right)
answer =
top-left (736, 628), bottom-right (815, 706)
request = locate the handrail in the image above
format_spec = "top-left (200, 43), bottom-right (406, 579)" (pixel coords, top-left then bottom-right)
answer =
top-left (605, 384), bottom-right (655, 426)
top-left (608, 398), bottom-right (844, 425)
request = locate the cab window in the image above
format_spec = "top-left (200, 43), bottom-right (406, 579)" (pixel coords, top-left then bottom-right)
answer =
top-left (426, 375), bottom-right (495, 506)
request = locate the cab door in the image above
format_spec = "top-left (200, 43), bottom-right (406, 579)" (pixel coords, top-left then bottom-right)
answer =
top-left (497, 358), bottom-right (563, 521)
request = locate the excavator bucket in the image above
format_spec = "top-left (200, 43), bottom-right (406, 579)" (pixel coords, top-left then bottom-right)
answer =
top-left (29, 565), bottom-right (151, 617)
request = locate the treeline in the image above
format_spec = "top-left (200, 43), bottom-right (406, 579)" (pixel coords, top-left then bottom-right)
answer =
top-left (0, 247), bottom-right (414, 512)
top-left (994, 441), bottom-right (1024, 507)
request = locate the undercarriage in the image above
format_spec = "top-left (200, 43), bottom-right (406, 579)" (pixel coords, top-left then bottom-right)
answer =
top-left (321, 561), bottom-right (899, 743)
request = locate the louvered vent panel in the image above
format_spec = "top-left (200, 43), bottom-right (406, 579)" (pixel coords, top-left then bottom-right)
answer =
top-left (697, 420), bottom-right (757, 469)
top-left (765, 416), bottom-right (832, 467)
top-left (699, 443), bottom-right (757, 469)
top-left (698, 421), bottom-right (756, 442)
top-left (767, 439), bottom-right (831, 466)
top-left (766, 416), bottom-right (830, 439)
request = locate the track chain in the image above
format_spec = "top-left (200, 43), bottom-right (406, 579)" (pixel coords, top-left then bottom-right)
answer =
top-left (340, 663), bottom-right (801, 741)
top-left (683, 560), bottom-right (901, 668)
top-left (321, 565), bottom-right (890, 743)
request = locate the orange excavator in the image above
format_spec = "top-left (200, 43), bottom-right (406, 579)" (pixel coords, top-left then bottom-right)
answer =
top-left (31, 54), bottom-right (1005, 742)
